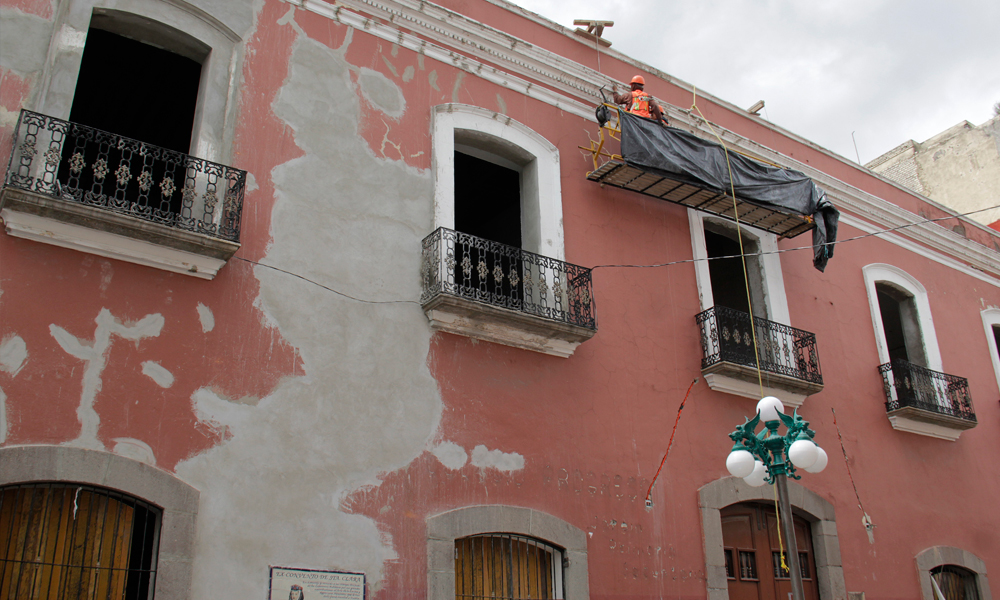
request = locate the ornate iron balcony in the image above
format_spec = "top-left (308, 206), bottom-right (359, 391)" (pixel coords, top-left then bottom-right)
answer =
top-left (3, 110), bottom-right (245, 243)
top-left (879, 359), bottom-right (976, 425)
top-left (420, 228), bottom-right (596, 356)
top-left (696, 305), bottom-right (823, 392)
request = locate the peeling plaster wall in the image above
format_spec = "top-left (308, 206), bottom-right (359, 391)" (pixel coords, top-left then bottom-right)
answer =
top-left (175, 10), bottom-right (441, 597)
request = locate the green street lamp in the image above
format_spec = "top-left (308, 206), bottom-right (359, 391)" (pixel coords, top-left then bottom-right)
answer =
top-left (726, 396), bottom-right (828, 600)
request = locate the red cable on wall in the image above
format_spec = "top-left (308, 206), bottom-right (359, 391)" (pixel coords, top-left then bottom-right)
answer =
top-left (645, 378), bottom-right (699, 506)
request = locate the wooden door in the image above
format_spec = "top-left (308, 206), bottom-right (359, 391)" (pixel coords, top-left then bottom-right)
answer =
top-left (721, 503), bottom-right (819, 600)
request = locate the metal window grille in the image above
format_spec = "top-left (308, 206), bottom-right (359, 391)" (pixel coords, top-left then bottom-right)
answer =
top-left (0, 483), bottom-right (160, 599)
top-left (879, 360), bottom-right (976, 422)
top-left (695, 305), bottom-right (823, 385)
top-left (454, 534), bottom-right (563, 600)
top-left (772, 551), bottom-right (810, 580)
top-left (737, 550), bottom-right (758, 581)
top-left (931, 565), bottom-right (981, 600)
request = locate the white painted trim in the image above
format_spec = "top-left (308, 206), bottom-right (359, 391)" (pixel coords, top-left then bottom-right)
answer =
top-left (2, 209), bottom-right (226, 278)
top-left (35, 0), bottom-right (242, 164)
top-left (702, 373), bottom-right (807, 408)
top-left (886, 416), bottom-right (963, 441)
top-left (287, 0), bottom-right (1000, 284)
top-left (431, 104), bottom-right (564, 260)
top-left (981, 308), bottom-right (1000, 395)
top-left (687, 210), bottom-right (790, 325)
top-left (861, 264), bottom-right (942, 371)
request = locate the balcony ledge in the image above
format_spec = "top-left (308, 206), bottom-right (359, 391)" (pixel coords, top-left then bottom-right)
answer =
top-left (1, 187), bottom-right (239, 279)
top-left (423, 293), bottom-right (597, 358)
top-left (887, 406), bottom-right (977, 442)
top-left (702, 361), bottom-right (823, 407)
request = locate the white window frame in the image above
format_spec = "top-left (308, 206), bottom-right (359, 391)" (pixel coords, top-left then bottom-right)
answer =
top-left (688, 210), bottom-right (790, 325)
top-left (861, 264), bottom-right (942, 371)
top-left (34, 0), bottom-right (242, 164)
top-left (980, 308), bottom-right (1000, 395)
top-left (431, 104), bottom-right (564, 261)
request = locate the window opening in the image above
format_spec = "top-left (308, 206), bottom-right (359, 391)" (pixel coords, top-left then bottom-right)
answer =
top-left (705, 228), bottom-right (766, 319)
top-left (992, 325), bottom-right (1000, 359)
top-left (0, 483), bottom-right (160, 599)
top-left (875, 283), bottom-right (926, 366)
top-left (452, 151), bottom-right (523, 302)
top-left (930, 565), bottom-right (981, 600)
top-left (454, 534), bottom-right (562, 600)
top-left (60, 20), bottom-right (204, 217)
top-left (70, 27), bottom-right (202, 153)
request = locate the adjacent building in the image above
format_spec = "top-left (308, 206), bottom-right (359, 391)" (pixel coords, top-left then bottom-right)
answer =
top-left (0, 0), bottom-right (996, 599)
top-left (866, 115), bottom-right (1000, 227)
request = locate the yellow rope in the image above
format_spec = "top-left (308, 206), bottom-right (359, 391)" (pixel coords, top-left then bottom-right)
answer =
top-left (690, 87), bottom-right (765, 399)
top-left (773, 484), bottom-right (789, 572)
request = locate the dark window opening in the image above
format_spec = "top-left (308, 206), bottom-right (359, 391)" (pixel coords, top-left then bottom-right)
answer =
top-left (0, 483), bottom-right (160, 599)
top-left (453, 152), bottom-right (522, 298)
top-left (931, 565), bottom-right (981, 600)
top-left (875, 283), bottom-right (926, 366)
top-left (724, 548), bottom-right (735, 579)
top-left (992, 325), bottom-right (1000, 358)
top-left (454, 151), bottom-right (521, 248)
top-left (59, 24), bottom-right (203, 217)
top-left (69, 27), bottom-right (201, 153)
top-left (705, 228), bottom-right (766, 319)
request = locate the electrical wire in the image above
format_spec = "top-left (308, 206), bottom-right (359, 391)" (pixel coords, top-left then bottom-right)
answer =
top-left (644, 378), bottom-right (698, 506)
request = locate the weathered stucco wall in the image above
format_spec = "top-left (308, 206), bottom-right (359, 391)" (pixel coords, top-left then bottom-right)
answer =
top-left (1, 0), bottom-right (999, 599)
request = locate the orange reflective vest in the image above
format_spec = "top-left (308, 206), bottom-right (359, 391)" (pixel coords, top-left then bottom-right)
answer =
top-left (629, 89), bottom-right (653, 118)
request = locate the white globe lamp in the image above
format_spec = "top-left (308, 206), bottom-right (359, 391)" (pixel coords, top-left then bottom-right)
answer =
top-left (744, 460), bottom-right (768, 487)
top-left (788, 439), bottom-right (819, 469)
top-left (756, 396), bottom-right (784, 422)
top-left (726, 448), bottom-right (756, 478)
top-left (805, 446), bottom-right (828, 473)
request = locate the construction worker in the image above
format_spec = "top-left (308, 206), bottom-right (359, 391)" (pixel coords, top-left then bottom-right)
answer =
top-left (614, 76), bottom-right (667, 124)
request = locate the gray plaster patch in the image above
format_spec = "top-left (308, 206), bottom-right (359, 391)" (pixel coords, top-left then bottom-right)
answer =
top-left (451, 72), bottom-right (465, 102)
top-left (197, 303), bottom-right (216, 332)
top-left (50, 309), bottom-right (164, 450)
top-left (112, 437), bottom-right (157, 465)
top-left (176, 23), bottom-right (439, 599)
top-left (0, 335), bottom-right (27, 376)
top-left (0, 9), bottom-right (56, 76)
top-left (496, 94), bottom-right (507, 116)
top-left (428, 70), bottom-right (439, 91)
top-left (358, 67), bottom-right (405, 118)
top-left (432, 441), bottom-right (468, 470)
top-left (470, 445), bottom-right (524, 471)
top-left (402, 65), bottom-right (415, 82)
top-left (141, 361), bottom-right (175, 388)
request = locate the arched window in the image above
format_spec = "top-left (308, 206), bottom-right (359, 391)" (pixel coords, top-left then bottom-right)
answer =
top-left (916, 547), bottom-right (990, 600)
top-left (455, 534), bottom-right (563, 600)
top-left (0, 446), bottom-right (199, 600)
top-left (427, 506), bottom-right (588, 600)
top-left (0, 483), bottom-right (160, 598)
top-left (931, 565), bottom-right (982, 600)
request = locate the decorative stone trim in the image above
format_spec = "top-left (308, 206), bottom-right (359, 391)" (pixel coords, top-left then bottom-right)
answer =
top-left (698, 476), bottom-right (846, 600)
top-left (915, 546), bottom-right (991, 600)
top-left (0, 445), bottom-right (199, 600)
top-left (427, 505), bottom-right (589, 600)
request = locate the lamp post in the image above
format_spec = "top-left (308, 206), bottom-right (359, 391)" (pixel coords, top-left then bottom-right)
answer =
top-left (725, 397), bottom-right (828, 600)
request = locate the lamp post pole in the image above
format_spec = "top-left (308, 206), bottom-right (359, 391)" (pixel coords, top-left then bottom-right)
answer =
top-left (725, 397), bottom-right (828, 600)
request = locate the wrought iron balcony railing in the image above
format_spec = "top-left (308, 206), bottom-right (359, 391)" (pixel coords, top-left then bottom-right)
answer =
top-left (879, 359), bottom-right (976, 423)
top-left (420, 227), bottom-right (597, 330)
top-left (3, 110), bottom-right (245, 242)
top-left (696, 305), bottom-right (823, 386)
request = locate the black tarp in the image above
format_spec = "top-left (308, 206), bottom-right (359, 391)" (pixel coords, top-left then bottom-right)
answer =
top-left (618, 111), bottom-right (839, 271)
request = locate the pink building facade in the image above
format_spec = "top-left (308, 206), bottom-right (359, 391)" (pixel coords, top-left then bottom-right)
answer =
top-left (0, 0), bottom-right (996, 598)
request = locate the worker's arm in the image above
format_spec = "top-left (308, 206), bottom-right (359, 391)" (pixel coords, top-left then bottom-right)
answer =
top-left (612, 89), bottom-right (631, 105)
top-left (650, 99), bottom-right (668, 125)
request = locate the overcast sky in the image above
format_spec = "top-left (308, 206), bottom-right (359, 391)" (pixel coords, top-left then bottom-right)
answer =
top-left (507, 0), bottom-right (1000, 164)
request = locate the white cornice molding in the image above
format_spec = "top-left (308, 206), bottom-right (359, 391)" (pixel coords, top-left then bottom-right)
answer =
top-left (285, 0), bottom-right (1000, 281)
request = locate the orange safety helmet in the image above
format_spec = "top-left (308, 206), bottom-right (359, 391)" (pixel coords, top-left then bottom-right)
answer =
top-left (630, 75), bottom-right (645, 86)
